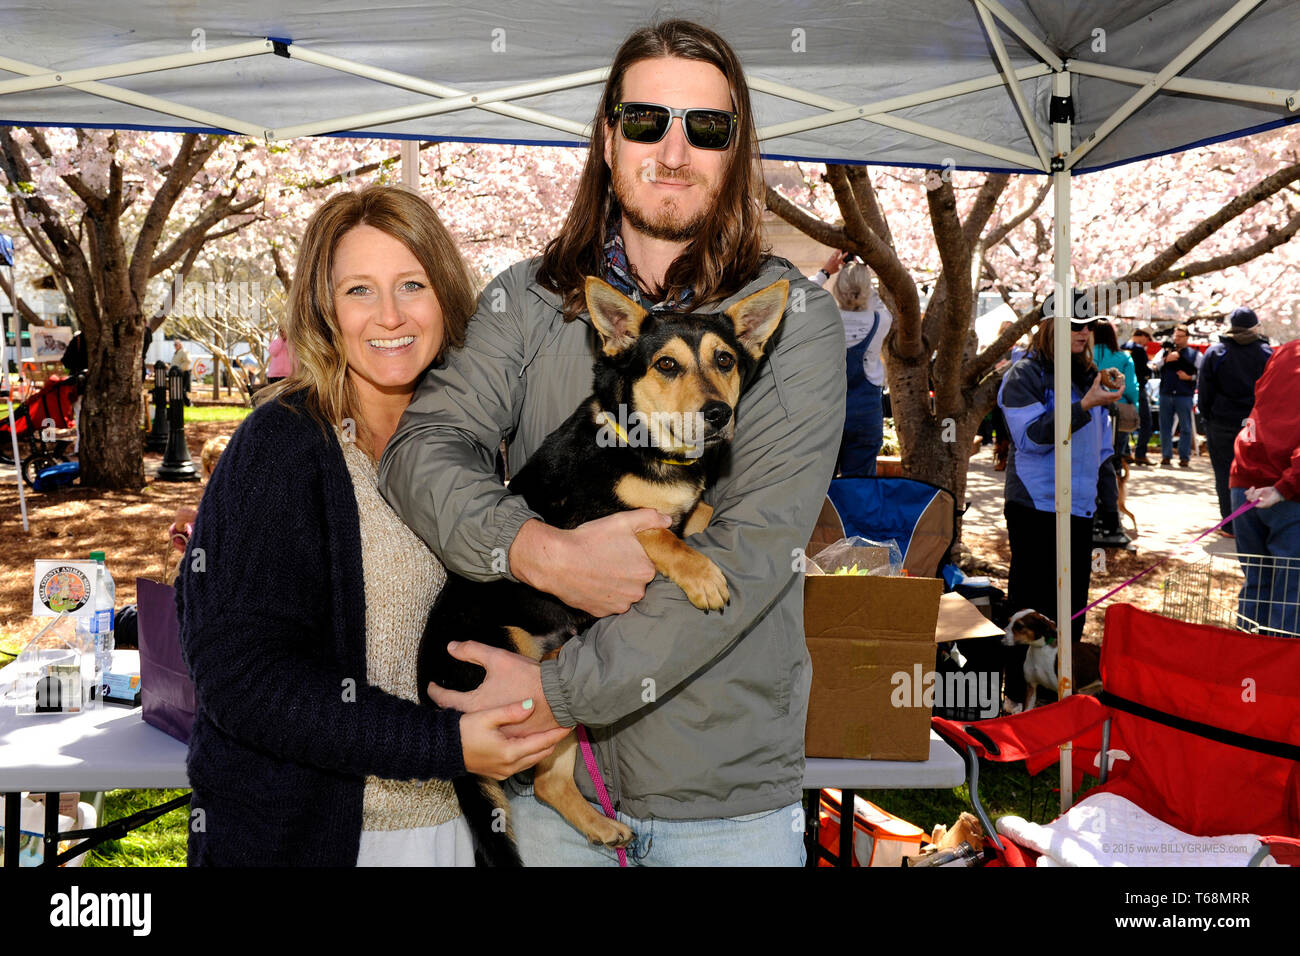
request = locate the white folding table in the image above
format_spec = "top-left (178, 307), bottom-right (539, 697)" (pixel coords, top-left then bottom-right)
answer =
top-left (0, 695), bottom-right (190, 867)
top-left (2, 695), bottom-right (962, 867)
top-left (801, 730), bottom-right (966, 867)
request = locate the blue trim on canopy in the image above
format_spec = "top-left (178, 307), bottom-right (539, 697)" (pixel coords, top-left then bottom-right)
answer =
top-left (1072, 115), bottom-right (1300, 176)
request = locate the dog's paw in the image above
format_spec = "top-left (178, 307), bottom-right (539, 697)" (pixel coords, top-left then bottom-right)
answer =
top-left (585, 817), bottom-right (635, 849)
top-left (678, 556), bottom-right (729, 611)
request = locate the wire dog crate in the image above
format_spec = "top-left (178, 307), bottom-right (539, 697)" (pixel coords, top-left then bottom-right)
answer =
top-left (1161, 552), bottom-right (1300, 638)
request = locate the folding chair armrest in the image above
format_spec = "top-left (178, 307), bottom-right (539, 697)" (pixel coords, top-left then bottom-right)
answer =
top-left (933, 694), bottom-right (1110, 763)
top-left (1250, 836), bottom-right (1300, 867)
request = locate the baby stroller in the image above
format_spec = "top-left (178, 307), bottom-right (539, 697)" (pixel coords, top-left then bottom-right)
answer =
top-left (0, 373), bottom-right (81, 487)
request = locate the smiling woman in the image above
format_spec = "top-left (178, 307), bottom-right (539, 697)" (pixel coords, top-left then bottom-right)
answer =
top-left (176, 185), bottom-right (571, 867)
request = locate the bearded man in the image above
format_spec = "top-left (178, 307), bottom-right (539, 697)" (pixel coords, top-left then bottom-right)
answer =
top-left (380, 19), bottom-right (844, 866)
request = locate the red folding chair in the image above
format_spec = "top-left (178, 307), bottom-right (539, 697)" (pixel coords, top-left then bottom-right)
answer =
top-left (933, 604), bottom-right (1300, 866)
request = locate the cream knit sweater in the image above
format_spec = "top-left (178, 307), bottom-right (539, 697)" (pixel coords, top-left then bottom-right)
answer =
top-left (341, 437), bottom-right (461, 831)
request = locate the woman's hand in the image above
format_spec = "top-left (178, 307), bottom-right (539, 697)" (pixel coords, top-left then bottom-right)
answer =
top-left (510, 511), bottom-right (671, 617)
top-left (459, 700), bottom-right (572, 779)
top-left (822, 251), bottom-right (845, 276)
top-left (1081, 375), bottom-right (1124, 411)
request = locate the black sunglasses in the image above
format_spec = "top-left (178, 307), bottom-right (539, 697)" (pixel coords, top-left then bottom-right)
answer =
top-left (613, 102), bottom-right (738, 150)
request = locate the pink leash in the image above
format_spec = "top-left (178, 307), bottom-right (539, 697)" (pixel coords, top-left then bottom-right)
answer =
top-left (576, 724), bottom-right (628, 867)
top-left (1071, 498), bottom-right (1257, 620)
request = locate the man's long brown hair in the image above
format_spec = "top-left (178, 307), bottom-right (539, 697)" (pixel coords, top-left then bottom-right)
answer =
top-left (535, 19), bottom-right (766, 319)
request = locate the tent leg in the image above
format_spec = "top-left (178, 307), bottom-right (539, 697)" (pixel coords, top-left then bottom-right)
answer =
top-left (1051, 68), bottom-right (1074, 815)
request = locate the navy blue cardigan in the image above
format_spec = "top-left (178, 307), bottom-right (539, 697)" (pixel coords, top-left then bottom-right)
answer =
top-left (176, 390), bottom-right (465, 866)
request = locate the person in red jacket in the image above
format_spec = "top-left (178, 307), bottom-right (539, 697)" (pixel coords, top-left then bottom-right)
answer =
top-left (1229, 338), bottom-right (1300, 637)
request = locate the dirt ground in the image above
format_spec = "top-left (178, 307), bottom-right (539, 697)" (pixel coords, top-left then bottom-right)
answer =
top-left (2, 412), bottom-right (1232, 656)
top-left (961, 438), bottom-right (1229, 664)
top-left (0, 409), bottom-right (239, 648)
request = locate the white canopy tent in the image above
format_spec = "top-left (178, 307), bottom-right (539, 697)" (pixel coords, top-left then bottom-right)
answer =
top-left (2, 0), bottom-right (1297, 807)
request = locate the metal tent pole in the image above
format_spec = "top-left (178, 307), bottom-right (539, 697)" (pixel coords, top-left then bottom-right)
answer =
top-left (400, 140), bottom-right (419, 190)
top-left (1051, 69), bottom-right (1073, 814)
top-left (3, 259), bottom-right (29, 531)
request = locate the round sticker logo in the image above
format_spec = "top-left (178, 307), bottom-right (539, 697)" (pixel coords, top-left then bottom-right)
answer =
top-left (38, 567), bottom-right (92, 614)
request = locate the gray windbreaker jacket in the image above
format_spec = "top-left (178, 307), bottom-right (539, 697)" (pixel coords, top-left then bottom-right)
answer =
top-left (378, 255), bottom-right (845, 819)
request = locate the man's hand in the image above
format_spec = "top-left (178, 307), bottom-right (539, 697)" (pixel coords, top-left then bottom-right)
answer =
top-left (459, 700), bottom-right (572, 780)
top-left (1177, 370), bottom-right (1196, 381)
top-left (1246, 485), bottom-right (1284, 509)
top-left (510, 511), bottom-right (671, 617)
top-left (428, 641), bottom-right (563, 737)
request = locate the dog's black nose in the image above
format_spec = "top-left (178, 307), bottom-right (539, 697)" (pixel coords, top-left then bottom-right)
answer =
top-left (702, 402), bottom-right (732, 429)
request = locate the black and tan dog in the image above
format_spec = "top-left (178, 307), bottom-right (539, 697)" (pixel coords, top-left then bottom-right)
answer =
top-left (421, 275), bottom-right (788, 865)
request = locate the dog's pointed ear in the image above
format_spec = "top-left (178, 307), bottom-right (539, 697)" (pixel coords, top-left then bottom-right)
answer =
top-left (585, 277), bottom-right (648, 356)
top-left (725, 280), bottom-right (788, 359)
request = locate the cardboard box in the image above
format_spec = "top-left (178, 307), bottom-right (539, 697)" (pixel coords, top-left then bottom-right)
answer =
top-left (804, 573), bottom-right (944, 761)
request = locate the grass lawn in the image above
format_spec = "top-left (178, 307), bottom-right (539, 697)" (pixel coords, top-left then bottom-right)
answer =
top-left (84, 789), bottom-right (192, 867)
top-left (182, 404), bottom-right (252, 425)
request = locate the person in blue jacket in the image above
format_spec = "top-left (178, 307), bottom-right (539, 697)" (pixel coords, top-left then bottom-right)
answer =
top-left (1093, 319), bottom-right (1138, 546)
top-left (998, 311), bottom-right (1123, 649)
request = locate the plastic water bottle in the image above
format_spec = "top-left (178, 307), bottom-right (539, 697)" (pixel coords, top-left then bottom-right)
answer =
top-left (74, 562), bottom-right (104, 709)
top-left (89, 550), bottom-right (115, 676)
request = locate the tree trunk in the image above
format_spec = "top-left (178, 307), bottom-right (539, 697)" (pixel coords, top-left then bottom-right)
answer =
top-left (79, 312), bottom-right (145, 489)
top-left (886, 345), bottom-right (983, 550)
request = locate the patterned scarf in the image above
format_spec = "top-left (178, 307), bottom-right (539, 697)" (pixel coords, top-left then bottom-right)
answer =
top-left (602, 216), bottom-right (695, 311)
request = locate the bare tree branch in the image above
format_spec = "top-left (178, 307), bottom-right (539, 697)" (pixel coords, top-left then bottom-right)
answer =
top-left (1116, 162), bottom-right (1300, 285)
top-left (763, 183), bottom-right (848, 248)
top-left (129, 134), bottom-right (225, 294)
top-left (268, 244), bottom-right (293, 294)
top-left (0, 268), bottom-right (42, 324)
top-left (984, 177), bottom-right (1052, 249)
top-left (844, 165), bottom-right (895, 250)
top-left (962, 173), bottom-right (1010, 246)
top-left (926, 177), bottom-right (973, 414)
top-left (1144, 207), bottom-right (1300, 288)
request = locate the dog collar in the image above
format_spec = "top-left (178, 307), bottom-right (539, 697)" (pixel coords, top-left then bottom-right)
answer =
top-left (596, 409), bottom-right (702, 466)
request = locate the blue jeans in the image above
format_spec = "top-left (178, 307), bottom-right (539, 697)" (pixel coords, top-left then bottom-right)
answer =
top-left (1159, 393), bottom-right (1195, 462)
top-left (504, 776), bottom-right (806, 866)
top-left (838, 380), bottom-right (883, 477)
top-left (1230, 487), bottom-right (1300, 637)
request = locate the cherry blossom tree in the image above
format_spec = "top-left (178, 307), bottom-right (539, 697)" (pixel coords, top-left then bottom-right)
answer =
top-left (0, 131), bottom-right (584, 490)
top-left (766, 127), bottom-right (1300, 539)
top-left (0, 128), bottom-right (265, 488)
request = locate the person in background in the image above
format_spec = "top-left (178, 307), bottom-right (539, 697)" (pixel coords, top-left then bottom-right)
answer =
top-left (1198, 307), bottom-right (1272, 536)
top-left (999, 312), bottom-right (1121, 648)
top-left (171, 341), bottom-right (193, 407)
top-left (266, 326), bottom-right (298, 384)
top-left (1229, 338), bottom-right (1300, 637)
top-left (1122, 327), bottom-right (1155, 465)
top-left (1092, 319), bottom-right (1138, 547)
top-left (1154, 324), bottom-right (1200, 467)
top-left (814, 250), bottom-right (893, 476)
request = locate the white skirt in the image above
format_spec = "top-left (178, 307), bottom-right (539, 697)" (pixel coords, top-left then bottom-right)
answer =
top-left (356, 814), bottom-right (476, 867)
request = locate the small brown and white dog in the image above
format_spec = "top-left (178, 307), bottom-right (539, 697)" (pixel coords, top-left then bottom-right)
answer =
top-left (1001, 608), bottom-right (1059, 713)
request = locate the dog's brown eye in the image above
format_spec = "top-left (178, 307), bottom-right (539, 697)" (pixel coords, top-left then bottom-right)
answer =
top-left (716, 352), bottom-right (735, 370)
top-left (655, 357), bottom-right (678, 374)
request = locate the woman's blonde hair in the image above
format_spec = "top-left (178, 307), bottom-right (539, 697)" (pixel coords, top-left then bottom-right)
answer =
top-left (832, 262), bottom-right (874, 312)
top-left (257, 185), bottom-right (477, 452)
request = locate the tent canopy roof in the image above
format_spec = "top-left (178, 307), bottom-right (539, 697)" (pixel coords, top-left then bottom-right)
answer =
top-left (0, 0), bottom-right (1295, 174)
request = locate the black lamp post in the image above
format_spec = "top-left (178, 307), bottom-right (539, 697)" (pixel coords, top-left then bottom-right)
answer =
top-left (145, 360), bottom-right (168, 452)
top-left (156, 365), bottom-right (197, 481)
